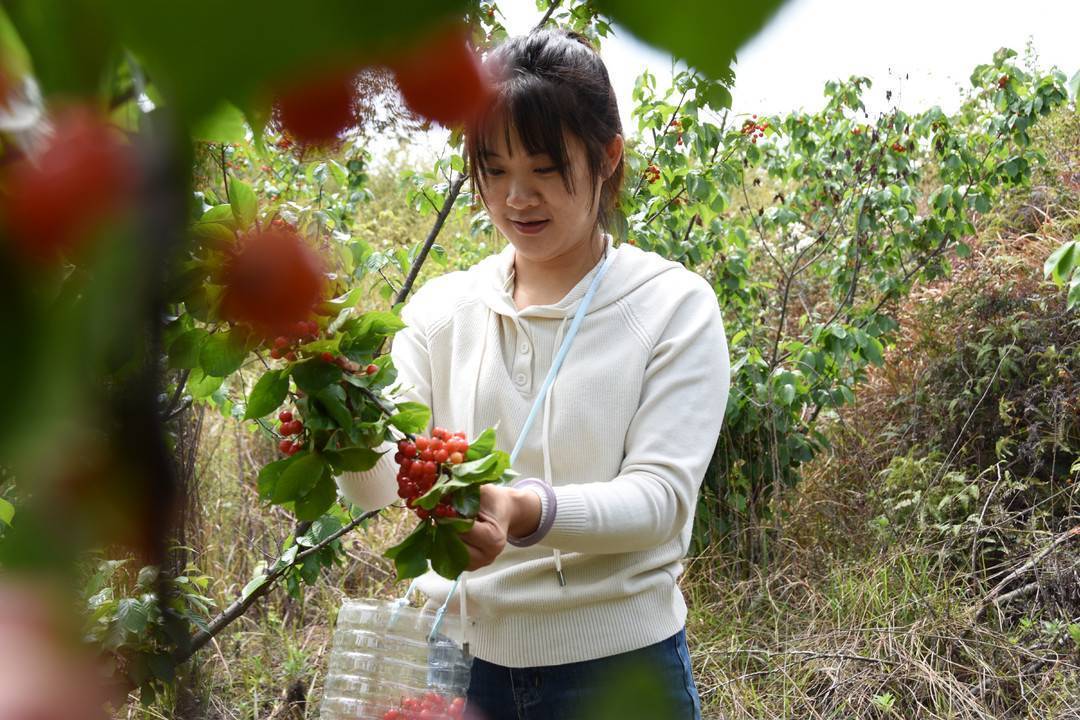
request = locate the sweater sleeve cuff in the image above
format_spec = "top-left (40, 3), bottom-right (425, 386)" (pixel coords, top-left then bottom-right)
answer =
top-left (539, 486), bottom-right (590, 545)
top-left (506, 478), bottom-right (555, 547)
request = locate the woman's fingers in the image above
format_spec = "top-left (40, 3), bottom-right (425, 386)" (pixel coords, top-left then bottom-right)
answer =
top-left (459, 514), bottom-right (506, 570)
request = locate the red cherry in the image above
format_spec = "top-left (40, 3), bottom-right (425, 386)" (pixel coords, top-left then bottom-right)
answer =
top-left (416, 508), bottom-right (431, 520)
top-left (320, 352), bottom-right (335, 363)
top-left (423, 461), bottom-right (438, 477)
top-left (219, 227), bottom-right (327, 340)
top-left (366, 364), bottom-right (379, 375)
top-left (285, 351), bottom-right (297, 362)
top-left (279, 439), bottom-right (292, 454)
top-left (278, 410), bottom-right (293, 423)
top-left (419, 448), bottom-right (434, 462)
top-left (390, 23), bottom-right (492, 127)
top-left (409, 463), bottom-right (426, 482)
top-left (448, 451), bottom-right (464, 465)
top-left (3, 107), bottom-right (135, 264)
top-left (415, 436), bottom-right (431, 452)
top-left (270, 347), bottom-right (283, 359)
top-left (398, 441), bottom-right (417, 458)
top-left (273, 336), bottom-right (290, 350)
top-left (275, 67), bottom-right (359, 146)
top-left (433, 448), bottom-right (450, 464)
top-left (432, 427), bottom-right (449, 441)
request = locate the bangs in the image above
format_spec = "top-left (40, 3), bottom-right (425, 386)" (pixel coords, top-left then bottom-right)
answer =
top-left (469, 75), bottom-right (581, 196)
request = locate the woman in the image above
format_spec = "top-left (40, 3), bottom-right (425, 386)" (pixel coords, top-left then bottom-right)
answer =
top-left (339, 29), bottom-right (729, 720)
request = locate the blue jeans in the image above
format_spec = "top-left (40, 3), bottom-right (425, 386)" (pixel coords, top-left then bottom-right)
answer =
top-left (465, 628), bottom-right (702, 720)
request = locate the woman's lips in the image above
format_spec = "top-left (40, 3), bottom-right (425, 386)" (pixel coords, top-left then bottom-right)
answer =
top-left (510, 219), bottom-right (550, 235)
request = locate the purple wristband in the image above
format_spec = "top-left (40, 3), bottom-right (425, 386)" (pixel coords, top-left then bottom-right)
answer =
top-left (506, 478), bottom-right (556, 547)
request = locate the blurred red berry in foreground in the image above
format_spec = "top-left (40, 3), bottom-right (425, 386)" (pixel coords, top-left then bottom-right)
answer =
top-left (219, 226), bottom-right (326, 338)
top-left (275, 67), bottom-right (360, 146)
top-left (391, 24), bottom-right (492, 127)
top-left (2, 108), bottom-right (135, 264)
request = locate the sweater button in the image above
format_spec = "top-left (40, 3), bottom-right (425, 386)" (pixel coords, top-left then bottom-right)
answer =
top-left (515, 372), bottom-right (527, 386)
top-left (519, 342), bottom-right (530, 354)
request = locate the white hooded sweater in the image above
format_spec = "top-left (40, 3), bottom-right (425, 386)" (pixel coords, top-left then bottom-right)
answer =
top-left (336, 235), bottom-right (730, 667)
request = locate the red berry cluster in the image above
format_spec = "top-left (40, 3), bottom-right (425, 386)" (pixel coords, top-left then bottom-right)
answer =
top-left (395, 428), bottom-right (470, 520)
top-left (644, 163), bottom-right (660, 184)
top-left (852, 127), bottom-right (863, 136)
top-left (891, 141), bottom-right (907, 153)
top-left (741, 115), bottom-right (769, 143)
top-left (269, 322), bottom-right (319, 360)
top-left (277, 411), bottom-right (304, 455)
top-left (668, 118), bottom-right (684, 146)
top-left (997, 75), bottom-right (1009, 89)
top-left (381, 692), bottom-right (465, 720)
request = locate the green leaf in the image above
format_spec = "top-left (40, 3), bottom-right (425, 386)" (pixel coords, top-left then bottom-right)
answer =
top-left (292, 360), bottom-right (342, 394)
top-left (295, 471), bottom-right (337, 521)
top-left (1044, 240), bottom-right (1078, 285)
top-left (244, 370), bottom-right (289, 419)
top-left (594, 0), bottom-right (787, 80)
top-left (777, 383), bottom-right (795, 406)
top-left (168, 328), bottom-right (210, 370)
top-left (192, 101), bottom-right (248, 143)
top-left (451, 485), bottom-right (481, 518)
top-left (271, 453), bottom-right (327, 505)
top-left (389, 401), bottom-right (430, 435)
top-left (465, 427), bottom-right (497, 460)
top-left (315, 384), bottom-right (352, 430)
top-left (384, 521), bottom-right (433, 580)
top-left (0, 497), bottom-right (14, 526)
top-left (350, 310), bottom-right (406, 350)
top-left (187, 368), bottom-right (224, 399)
top-left (240, 573), bottom-right (268, 602)
top-left (430, 523), bottom-right (470, 580)
top-left (324, 447), bottom-right (384, 473)
top-left (200, 204), bottom-right (236, 227)
top-left (257, 454), bottom-right (301, 501)
top-left (450, 450), bottom-right (510, 484)
top-left (199, 332), bottom-right (249, 377)
top-left (230, 179), bottom-right (258, 230)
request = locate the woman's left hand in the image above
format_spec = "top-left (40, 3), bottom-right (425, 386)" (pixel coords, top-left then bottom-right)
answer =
top-left (459, 484), bottom-right (541, 571)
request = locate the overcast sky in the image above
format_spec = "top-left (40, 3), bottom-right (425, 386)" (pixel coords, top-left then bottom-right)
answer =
top-left (372, 0), bottom-right (1078, 167)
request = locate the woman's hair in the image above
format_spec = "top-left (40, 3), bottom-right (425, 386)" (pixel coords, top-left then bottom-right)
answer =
top-left (466, 29), bottom-right (624, 231)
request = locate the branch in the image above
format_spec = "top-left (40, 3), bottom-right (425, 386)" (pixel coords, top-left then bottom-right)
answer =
top-left (393, 172), bottom-right (467, 308)
top-left (179, 508), bottom-right (382, 662)
top-left (976, 525), bottom-right (1080, 619)
top-left (534, 0), bottom-right (563, 31)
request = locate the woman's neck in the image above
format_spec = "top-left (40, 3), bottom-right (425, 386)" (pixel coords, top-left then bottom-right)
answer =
top-left (512, 229), bottom-right (607, 310)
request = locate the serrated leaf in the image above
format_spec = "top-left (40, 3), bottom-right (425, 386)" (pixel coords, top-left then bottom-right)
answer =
top-left (200, 204), bottom-right (236, 226)
top-left (430, 523), bottom-right (470, 580)
top-left (389, 401), bottom-right (430, 435)
top-left (450, 450), bottom-right (510, 484)
top-left (168, 328), bottom-right (210, 370)
top-left (230, 179), bottom-right (258, 230)
top-left (257, 454), bottom-right (301, 501)
top-left (384, 521), bottom-right (433, 580)
top-left (292, 360), bottom-right (342, 394)
top-left (315, 384), bottom-right (352, 430)
top-left (187, 368), bottom-right (223, 399)
top-left (199, 332), bottom-right (249, 377)
top-left (245, 370), bottom-right (289, 419)
top-left (271, 453), bottom-right (327, 505)
top-left (465, 427), bottom-right (496, 460)
top-left (295, 471), bottom-right (338, 521)
top-left (240, 574), bottom-right (268, 601)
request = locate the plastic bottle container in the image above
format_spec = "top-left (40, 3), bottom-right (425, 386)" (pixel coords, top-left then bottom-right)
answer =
top-left (320, 598), bottom-right (472, 719)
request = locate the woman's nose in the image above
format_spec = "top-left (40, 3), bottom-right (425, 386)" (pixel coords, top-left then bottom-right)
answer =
top-left (505, 177), bottom-right (540, 209)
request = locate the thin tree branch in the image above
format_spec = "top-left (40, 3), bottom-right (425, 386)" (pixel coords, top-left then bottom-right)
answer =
top-left (393, 172), bottom-right (467, 308)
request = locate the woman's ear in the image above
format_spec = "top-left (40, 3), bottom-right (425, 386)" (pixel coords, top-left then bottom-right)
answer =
top-left (604, 134), bottom-right (624, 179)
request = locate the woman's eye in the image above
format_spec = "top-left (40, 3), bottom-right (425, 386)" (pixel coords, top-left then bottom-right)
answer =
top-left (535, 166), bottom-right (558, 174)
top-left (482, 167), bottom-right (504, 177)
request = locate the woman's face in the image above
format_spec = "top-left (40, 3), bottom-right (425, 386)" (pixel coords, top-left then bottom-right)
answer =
top-left (476, 124), bottom-right (621, 265)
